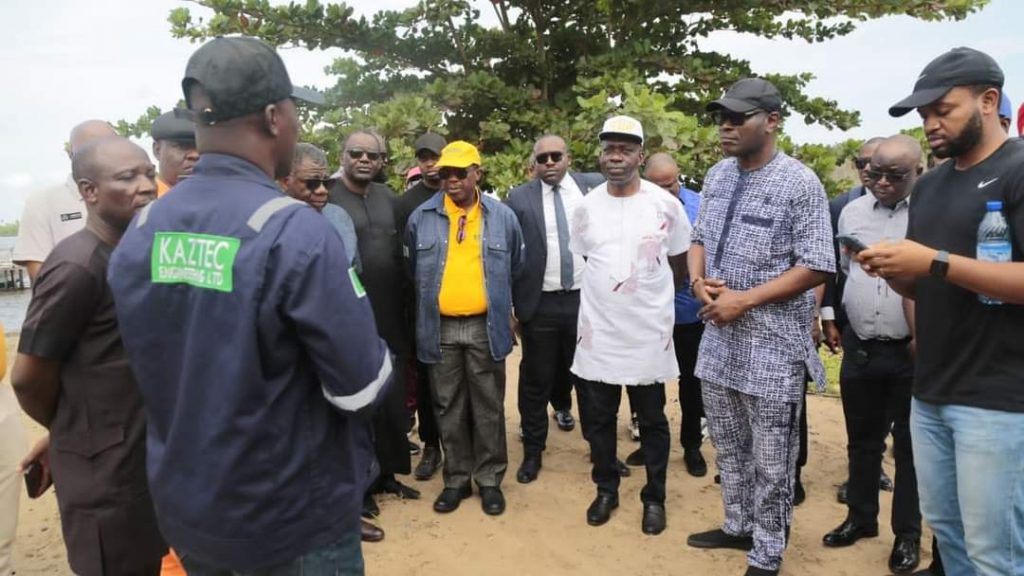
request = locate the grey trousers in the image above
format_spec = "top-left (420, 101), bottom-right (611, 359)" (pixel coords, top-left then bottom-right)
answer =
top-left (428, 315), bottom-right (508, 489)
top-left (703, 381), bottom-right (802, 572)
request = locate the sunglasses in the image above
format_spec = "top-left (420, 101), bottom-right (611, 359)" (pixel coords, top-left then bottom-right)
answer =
top-left (346, 149), bottom-right (382, 161)
top-left (303, 178), bottom-right (337, 191)
top-left (438, 166), bottom-right (476, 180)
top-left (456, 214), bottom-right (468, 243)
top-left (711, 109), bottom-right (763, 126)
top-left (535, 152), bottom-right (564, 165)
top-left (865, 169), bottom-right (912, 183)
top-left (853, 157), bottom-right (871, 170)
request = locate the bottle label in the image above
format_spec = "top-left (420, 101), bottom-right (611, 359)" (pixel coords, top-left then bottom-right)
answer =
top-left (977, 242), bottom-right (1012, 263)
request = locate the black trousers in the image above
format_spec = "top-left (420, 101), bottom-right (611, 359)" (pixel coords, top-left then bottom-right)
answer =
top-left (414, 359), bottom-right (439, 447)
top-left (517, 291), bottom-right (580, 455)
top-left (673, 322), bottom-right (705, 450)
top-left (840, 326), bottom-right (921, 538)
top-left (581, 378), bottom-right (669, 504)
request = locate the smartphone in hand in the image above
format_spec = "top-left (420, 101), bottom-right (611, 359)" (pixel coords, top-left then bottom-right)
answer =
top-left (836, 234), bottom-right (869, 254)
top-left (23, 460), bottom-right (50, 499)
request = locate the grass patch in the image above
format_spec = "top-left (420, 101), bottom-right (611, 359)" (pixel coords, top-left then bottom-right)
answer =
top-left (819, 349), bottom-right (842, 397)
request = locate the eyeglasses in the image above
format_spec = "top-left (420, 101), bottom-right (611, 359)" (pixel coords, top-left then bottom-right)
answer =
top-left (457, 214), bottom-right (467, 243)
top-left (303, 178), bottom-right (337, 191)
top-left (535, 152), bottom-right (564, 165)
top-left (853, 157), bottom-right (871, 170)
top-left (865, 169), bottom-right (912, 183)
top-left (438, 166), bottom-right (476, 180)
top-left (346, 149), bottom-right (382, 161)
top-left (711, 109), bottom-right (762, 126)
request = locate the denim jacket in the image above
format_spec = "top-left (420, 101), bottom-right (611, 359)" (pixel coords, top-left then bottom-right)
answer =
top-left (405, 192), bottom-right (525, 363)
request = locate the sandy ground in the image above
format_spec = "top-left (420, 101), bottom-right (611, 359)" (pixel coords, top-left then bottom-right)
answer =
top-left (7, 338), bottom-right (931, 576)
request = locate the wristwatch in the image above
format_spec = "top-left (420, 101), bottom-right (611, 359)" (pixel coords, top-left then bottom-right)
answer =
top-left (929, 250), bottom-right (950, 279)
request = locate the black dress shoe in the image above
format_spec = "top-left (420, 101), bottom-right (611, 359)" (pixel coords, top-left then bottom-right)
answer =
top-left (586, 493), bottom-right (619, 526)
top-left (554, 410), bottom-right (576, 431)
top-left (360, 520), bottom-right (385, 543)
top-left (714, 473), bottom-right (721, 484)
top-left (837, 481), bottom-right (848, 504)
top-left (433, 486), bottom-right (472, 513)
top-left (616, 459), bottom-right (631, 477)
top-left (516, 453), bottom-right (542, 484)
top-left (408, 439), bottom-right (421, 455)
top-left (641, 502), bottom-right (666, 535)
top-left (686, 528), bottom-right (753, 550)
top-left (889, 536), bottom-right (921, 574)
top-left (683, 449), bottom-right (708, 477)
top-left (822, 519), bottom-right (879, 547)
top-left (793, 479), bottom-right (806, 506)
top-left (379, 476), bottom-right (421, 500)
top-left (625, 448), bottom-right (645, 467)
top-left (744, 567), bottom-right (778, 576)
top-left (480, 486), bottom-right (506, 515)
top-left (414, 445), bottom-right (442, 481)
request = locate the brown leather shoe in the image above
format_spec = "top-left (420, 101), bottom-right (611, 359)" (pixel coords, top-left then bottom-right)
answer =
top-left (361, 520), bottom-right (384, 543)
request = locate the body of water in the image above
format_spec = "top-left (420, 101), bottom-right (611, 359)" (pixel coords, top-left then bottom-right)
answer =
top-left (0, 236), bottom-right (30, 332)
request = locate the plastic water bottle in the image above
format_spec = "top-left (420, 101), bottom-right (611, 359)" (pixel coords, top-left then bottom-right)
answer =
top-left (977, 200), bottom-right (1011, 305)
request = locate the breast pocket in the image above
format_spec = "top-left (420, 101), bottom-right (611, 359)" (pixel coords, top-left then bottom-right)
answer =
top-left (414, 235), bottom-right (439, 289)
top-left (727, 214), bottom-right (777, 268)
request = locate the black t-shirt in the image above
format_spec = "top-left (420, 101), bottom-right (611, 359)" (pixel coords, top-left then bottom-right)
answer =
top-left (394, 181), bottom-right (441, 235)
top-left (907, 137), bottom-right (1024, 412)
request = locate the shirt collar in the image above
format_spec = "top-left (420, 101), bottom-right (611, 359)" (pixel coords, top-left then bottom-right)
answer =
top-left (542, 174), bottom-right (573, 194)
top-left (442, 189), bottom-right (481, 219)
top-left (872, 195), bottom-right (911, 211)
top-left (191, 153), bottom-right (277, 185)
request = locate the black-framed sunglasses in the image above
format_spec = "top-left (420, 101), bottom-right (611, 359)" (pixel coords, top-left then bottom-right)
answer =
top-left (711, 109), bottom-right (763, 126)
top-left (865, 169), bottom-right (912, 183)
top-left (456, 214), bottom-right (468, 243)
top-left (303, 177), bottom-right (337, 191)
top-left (853, 157), bottom-right (871, 170)
top-left (438, 166), bottom-right (476, 180)
top-left (346, 149), bottom-right (382, 161)
top-left (535, 152), bottom-right (564, 165)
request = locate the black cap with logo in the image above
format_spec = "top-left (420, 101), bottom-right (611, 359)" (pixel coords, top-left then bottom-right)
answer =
top-left (706, 78), bottom-right (783, 114)
top-left (889, 47), bottom-right (1004, 118)
top-left (181, 36), bottom-right (325, 125)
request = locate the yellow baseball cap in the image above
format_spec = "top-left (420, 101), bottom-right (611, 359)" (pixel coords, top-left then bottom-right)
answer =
top-left (435, 140), bottom-right (482, 169)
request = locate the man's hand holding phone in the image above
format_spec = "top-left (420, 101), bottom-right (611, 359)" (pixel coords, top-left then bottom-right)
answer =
top-left (19, 434), bottom-right (52, 499)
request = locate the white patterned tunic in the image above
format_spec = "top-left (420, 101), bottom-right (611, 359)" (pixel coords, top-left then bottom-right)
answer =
top-left (569, 179), bottom-right (691, 385)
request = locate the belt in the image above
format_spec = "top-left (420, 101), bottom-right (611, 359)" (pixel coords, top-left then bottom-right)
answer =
top-left (862, 336), bottom-right (911, 345)
top-left (542, 289), bottom-right (580, 295)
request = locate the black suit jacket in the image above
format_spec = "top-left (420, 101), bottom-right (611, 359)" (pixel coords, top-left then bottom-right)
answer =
top-left (506, 172), bottom-right (605, 322)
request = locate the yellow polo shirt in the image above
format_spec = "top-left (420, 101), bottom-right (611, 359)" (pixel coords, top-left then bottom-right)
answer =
top-left (438, 192), bottom-right (488, 316)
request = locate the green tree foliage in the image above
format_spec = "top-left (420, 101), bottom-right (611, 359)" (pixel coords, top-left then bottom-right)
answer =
top-left (0, 221), bottom-right (18, 237)
top-left (156, 0), bottom-right (984, 195)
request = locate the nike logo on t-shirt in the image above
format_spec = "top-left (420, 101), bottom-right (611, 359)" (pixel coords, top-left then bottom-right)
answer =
top-left (977, 178), bottom-right (999, 189)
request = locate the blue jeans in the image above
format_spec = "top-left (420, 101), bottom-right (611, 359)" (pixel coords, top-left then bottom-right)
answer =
top-left (179, 529), bottom-right (364, 576)
top-left (911, 398), bottom-right (1024, 576)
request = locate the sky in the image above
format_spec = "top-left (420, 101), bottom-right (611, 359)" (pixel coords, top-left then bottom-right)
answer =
top-left (1, 0), bottom-right (1022, 223)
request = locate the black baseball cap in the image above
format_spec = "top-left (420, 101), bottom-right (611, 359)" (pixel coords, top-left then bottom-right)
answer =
top-left (181, 36), bottom-right (325, 125)
top-left (414, 133), bottom-right (446, 155)
top-left (706, 78), bottom-right (783, 114)
top-left (889, 47), bottom-right (1004, 117)
top-left (150, 111), bottom-right (196, 142)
